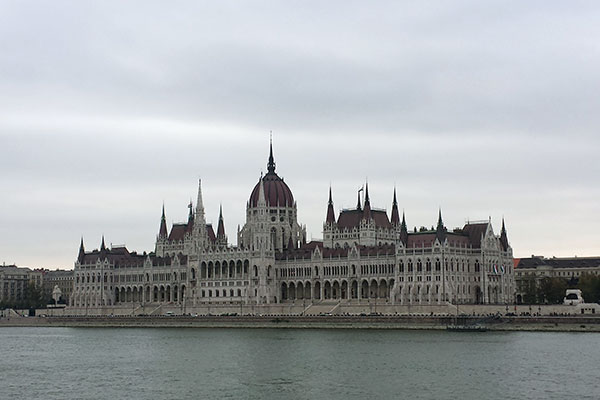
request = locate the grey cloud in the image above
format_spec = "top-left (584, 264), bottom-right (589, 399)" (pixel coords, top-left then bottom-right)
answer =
top-left (1, 1), bottom-right (599, 267)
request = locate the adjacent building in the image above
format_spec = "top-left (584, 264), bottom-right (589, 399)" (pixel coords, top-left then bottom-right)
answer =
top-left (71, 144), bottom-right (515, 310)
top-left (42, 269), bottom-right (74, 304)
top-left (0, 265), bottom-right (43, 305)
top-left (515, 256), bottom-right (600, 303)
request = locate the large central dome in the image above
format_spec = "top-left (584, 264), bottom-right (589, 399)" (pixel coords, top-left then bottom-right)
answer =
top-left (249, 143), bottom-right (294, 208)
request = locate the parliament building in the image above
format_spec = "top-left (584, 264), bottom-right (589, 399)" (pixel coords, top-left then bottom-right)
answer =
top-left (71, 144), bottom-right (515, 311)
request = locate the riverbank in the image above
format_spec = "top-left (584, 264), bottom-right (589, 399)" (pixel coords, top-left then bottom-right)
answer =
top-left (2, 314), bottom-right (599, 332)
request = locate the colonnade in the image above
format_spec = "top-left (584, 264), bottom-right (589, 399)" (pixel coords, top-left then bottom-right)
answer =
top-left (113, 284), bottom-right (187, 304)
top-left (281, 278), bottom-right (394, 302)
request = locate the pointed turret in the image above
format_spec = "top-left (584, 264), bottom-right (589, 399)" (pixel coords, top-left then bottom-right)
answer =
top-left (400, 211), bottom-right (408, 245)
top-left (435, 209), bottom-right (446, 242)
top-left (100, 235), bottom-right (106, 252)
top-left (217, 204), bottom-right (225, 238)
top-left (159, 204), bottom-right (168, 238)
top-left (192, 179), bottom-right (209, 249)
top-left (287, 235), bottom-right (295, 250)
top-left (363, 182), bottom-right (371, 219)
top-left (326, 186), bottom-right (336, 224)
top-left (195, 179), bottom-right (207, 236)
top-left (500, 217), bottom-right (509, 251)
top-left (187, 200), bottom-right (194, 231)
top-left (257, 173), bottom-right (267, 208)
top-left (356, 189), bottom-right (362, 211)
top-left (195, 179), bottom-right (205, 223)
top-left (267, 136), bottom-right (276, 174)
top-left (78, 237), bottom-right (85, 263)
top-left (390, 187), bottom-right (399, 225)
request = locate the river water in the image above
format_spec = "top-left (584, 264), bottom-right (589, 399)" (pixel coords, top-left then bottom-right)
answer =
top-left (0, 327), bottom-right (597, 399)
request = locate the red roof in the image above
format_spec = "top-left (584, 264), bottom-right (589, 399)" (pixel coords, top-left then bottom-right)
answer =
top-left (276, 242), bottom-right (396, 260)
top-left (337, 209), bottom-right (391, 229)
top-left (249, 172), bottom-right (294, 207)
top-left (79, 246), bottom-right (145, 267)
top-left (168, 224), bottom-right (187, 241)
top-left (206, 224), bottom-right (216, 242)
top-left (406, 233), bottom-right (437, 248)
top-left (461, 223), bottom-right (488, 248)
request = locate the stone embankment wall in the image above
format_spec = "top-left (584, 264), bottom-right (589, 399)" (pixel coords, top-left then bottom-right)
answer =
top-left (2, 314), bottom-right (600, 332)
top-left (33, 302), bottom-right (597, 317)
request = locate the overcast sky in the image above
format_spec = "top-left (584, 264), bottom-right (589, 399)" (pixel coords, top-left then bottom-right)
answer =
top-left (1, 1), bottom-right (599, 269)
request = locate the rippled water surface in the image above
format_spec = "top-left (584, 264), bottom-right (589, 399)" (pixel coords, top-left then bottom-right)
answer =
top-left (0, 327), bottom-right (598, 399)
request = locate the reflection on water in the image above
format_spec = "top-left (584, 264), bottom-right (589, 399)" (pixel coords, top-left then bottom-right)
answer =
top-left (0, 328), bottom-right (598, 400)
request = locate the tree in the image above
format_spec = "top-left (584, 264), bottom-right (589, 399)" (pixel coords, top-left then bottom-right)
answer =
top-left (538, 277), bottom-right (568, 304)
top-left (578, 273), bottom-right (600, 304)
top-left (521, 275), bottom-right (538, 304)
top-left (24, 283), bottom-right (45, 309)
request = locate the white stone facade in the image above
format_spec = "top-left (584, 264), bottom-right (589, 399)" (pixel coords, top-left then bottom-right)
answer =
top-left (71, 144), bottom-right (515, 310)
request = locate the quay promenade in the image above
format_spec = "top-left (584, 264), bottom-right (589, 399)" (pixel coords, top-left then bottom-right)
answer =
top-left (2, 313), bottom-right (600, 332)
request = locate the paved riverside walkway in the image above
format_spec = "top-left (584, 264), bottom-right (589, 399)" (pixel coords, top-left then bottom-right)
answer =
top-left (2, 314), bottom-right (600, 332)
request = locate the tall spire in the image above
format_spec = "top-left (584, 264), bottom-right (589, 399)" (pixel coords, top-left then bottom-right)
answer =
top-left (100, 235), bottom-right (106, 251)
top-left (78, 237), bottom-right (85, 263)
top-left (159, 204), bottom-right (168, 238)
top-left (194, 179), bottom-right (206, 230)
top-left (257, 173), bottom-right (267, 207)
top-left (436, 209), bottom-right (446, 242)
top-left (186, 200), bottom-right (194, 232)
top-left (391, 187), bottom-right (399, 225)
top-left (363, 182), bottom-right (371, 219)
top-left (326, 186), bottom-right (336, 224)
top-left (217, 204), bottom-right (225, 238)
top-left (267, 134), bottom-right (276, 174)
top-left (500, 217), bottom-right (509, 251)
top-left (400, 211), bottom-right (408, 244)
top-left (194, 179), bottom-right (207, 247)
top-left (195, 179), bottom-right (206, 225)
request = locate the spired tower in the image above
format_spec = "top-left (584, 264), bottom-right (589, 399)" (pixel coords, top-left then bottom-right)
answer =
top-left (238, 141), bottom-right (305, 252)
top-left (236, 140), bottom-right (306, 304)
